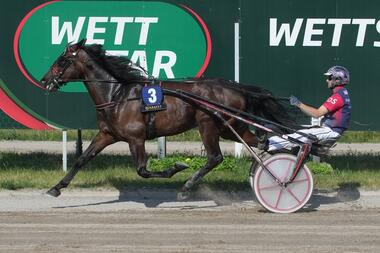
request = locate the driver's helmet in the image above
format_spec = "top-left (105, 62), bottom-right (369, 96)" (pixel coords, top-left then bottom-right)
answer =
top-left (323, 65), bottom-right (350, 85)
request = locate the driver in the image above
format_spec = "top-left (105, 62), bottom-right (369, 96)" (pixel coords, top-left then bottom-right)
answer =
top-left (264, 65), bottom-right (352, 152)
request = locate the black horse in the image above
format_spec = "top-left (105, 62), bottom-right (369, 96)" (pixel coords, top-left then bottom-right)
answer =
top-left (40, 39), bottom-right (296, 200)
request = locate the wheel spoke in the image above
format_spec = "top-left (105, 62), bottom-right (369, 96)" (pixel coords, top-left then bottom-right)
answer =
top-left (259, 184), bottom-right (281, 191)
top-left (259, 170), bottom-right (283, 190)
top-left (286, 188), bottom-right (302, 204)
top-left (290, 178), bottom-right (308, 184)
top-left (281, 160), bottom-right (293, 182)
top-left (275, 189), bottom-right (283, 208)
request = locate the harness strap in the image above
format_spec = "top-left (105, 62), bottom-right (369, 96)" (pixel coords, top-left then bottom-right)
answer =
top-left (127, 96), bottom-right (141, 101)
top-left (145, 112), bottom-right (156, 140)
top-left (95, 101), bottom-right (117, 110)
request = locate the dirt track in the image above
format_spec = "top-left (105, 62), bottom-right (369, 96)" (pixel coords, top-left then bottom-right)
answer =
top-left (1, 209), bottom-right (379, 253)
top-left (1, 141), bottom-right (379, 252)
top-left (0, 189), bottom-right (380, 252)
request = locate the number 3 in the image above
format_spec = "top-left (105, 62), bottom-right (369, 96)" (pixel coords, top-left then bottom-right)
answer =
top-left (148, 88), bottom-right (157, 103)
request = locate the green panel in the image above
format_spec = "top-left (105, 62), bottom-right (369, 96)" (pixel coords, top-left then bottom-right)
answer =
top-left (240, 0), bottom-right (378, 130)
top-left (0, 0), bottom-right (378, 130)
top-left (0, 110), bottom-right (25, 129)
top-left (167, 0), bottom-right (239, 79)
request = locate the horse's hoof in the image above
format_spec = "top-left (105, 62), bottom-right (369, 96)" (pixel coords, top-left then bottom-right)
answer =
top-left (46, 187), bottom-right (61, 198)
top-left (177, 191), bottom-right (191, 201)
top-left (175, 162), bottom-right (189, 171)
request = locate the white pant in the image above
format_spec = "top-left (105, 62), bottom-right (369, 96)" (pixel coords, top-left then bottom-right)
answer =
top-left (267, 126), bottom-right (341, 152)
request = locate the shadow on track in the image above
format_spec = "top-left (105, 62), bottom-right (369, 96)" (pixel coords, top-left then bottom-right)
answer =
top-left (53, 182), bottom-right (361, 211)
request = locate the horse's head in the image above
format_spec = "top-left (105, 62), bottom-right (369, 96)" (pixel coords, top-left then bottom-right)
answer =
top-left (40, 39), bottom-right (87, 92)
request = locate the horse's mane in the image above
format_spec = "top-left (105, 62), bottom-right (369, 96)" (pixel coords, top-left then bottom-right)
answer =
top-left (82, 44), bottom-right (150, 83)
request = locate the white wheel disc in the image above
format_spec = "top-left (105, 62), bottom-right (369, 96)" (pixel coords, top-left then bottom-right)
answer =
top-left (253, 154), bottom-right (313, 213)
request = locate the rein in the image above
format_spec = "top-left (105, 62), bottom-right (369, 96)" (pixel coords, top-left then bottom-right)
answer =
top-left (61, 77), bottom-right (290, 110)
top-left (58, 78), bottom-right (153, 84)
top-left (67, 78), bottom-right (152, 111)
top-left (95, 101), bottom-right (117, 110)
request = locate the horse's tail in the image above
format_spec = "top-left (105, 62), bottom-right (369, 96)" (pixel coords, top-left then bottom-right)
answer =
top-left (241, 85), bottom-right (302, 133)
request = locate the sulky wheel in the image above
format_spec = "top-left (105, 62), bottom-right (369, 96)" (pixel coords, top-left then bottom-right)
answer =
top-left (249, 152), bottom-right (271, 190)
top-left (252, 153), bottom-right (313, 213)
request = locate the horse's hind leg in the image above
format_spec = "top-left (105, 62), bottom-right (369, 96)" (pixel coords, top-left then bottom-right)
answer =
top-left (46, 131), bottom-right (115, 197)
top-left (178, 119), bottom-right (223, 200)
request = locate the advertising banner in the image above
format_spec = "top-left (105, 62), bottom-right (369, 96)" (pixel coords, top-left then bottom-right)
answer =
top-left (0, 0), bottom-right (377, 130)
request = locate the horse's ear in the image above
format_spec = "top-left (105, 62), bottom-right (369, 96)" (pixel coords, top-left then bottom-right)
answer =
top-left (65, 39), bottom-right (86, 55)
top-left (77, 38), bottom-right (87, 47)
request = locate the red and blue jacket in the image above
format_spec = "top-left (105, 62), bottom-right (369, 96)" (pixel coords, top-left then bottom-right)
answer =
top-left (321, 86), bottom-right (351, 135)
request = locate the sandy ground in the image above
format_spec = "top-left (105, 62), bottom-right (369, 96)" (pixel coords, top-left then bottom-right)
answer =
top-left (1, 209), bottom-right (380, 253)
top-left (0, 188), bottom-right (380, 252)
top-left (0, 142), bottom-right (379, 252)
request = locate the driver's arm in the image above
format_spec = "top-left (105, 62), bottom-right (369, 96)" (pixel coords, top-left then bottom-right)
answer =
top-left (297, 103), bottom-right (329, 118)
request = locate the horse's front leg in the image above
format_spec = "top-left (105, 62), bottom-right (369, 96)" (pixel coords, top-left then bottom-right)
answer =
top-left (129, 140), bottom-right (188, 178)
top-left (46, 131), bottom-right (115, 197)
top-left (177, 153), bottom-right (223, 200)
top-left (178, 119), bottom-right (224, 200)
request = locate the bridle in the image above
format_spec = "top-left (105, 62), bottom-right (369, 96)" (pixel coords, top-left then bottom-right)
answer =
top-left (48, 47), bottom-right (124, 92)
top-left (47, 48), bottom-right (79, 91)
